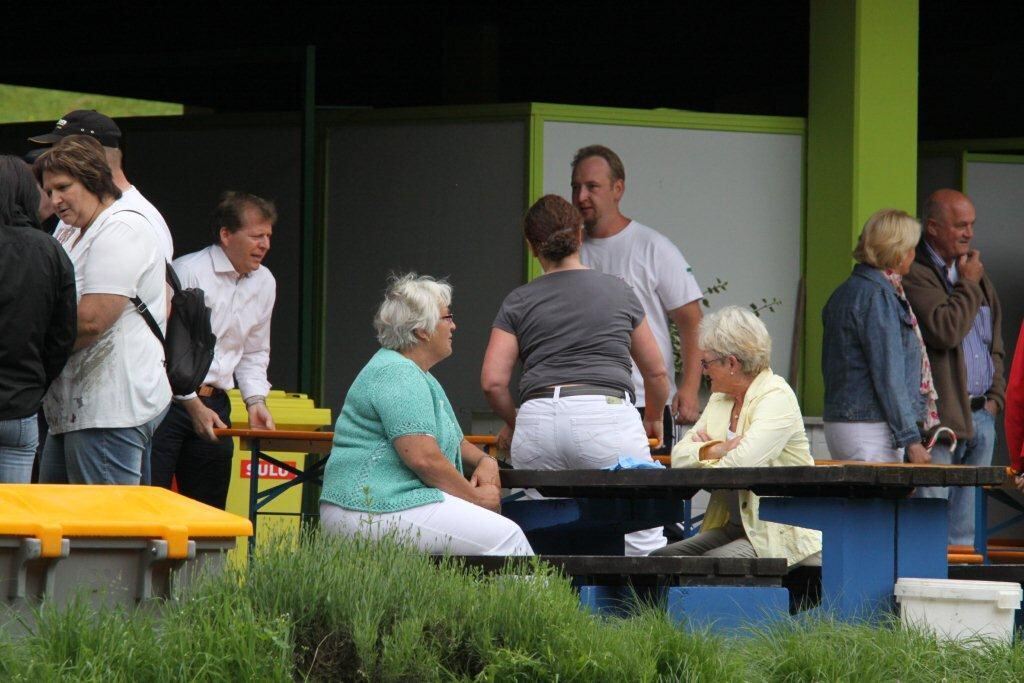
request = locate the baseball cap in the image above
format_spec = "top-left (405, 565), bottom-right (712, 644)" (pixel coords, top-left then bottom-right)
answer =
top-left (28, 110), bottom-right (121, 148)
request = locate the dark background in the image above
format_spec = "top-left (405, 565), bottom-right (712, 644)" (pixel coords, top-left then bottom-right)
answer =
top-left (2, 1), bottom-right (1021, 140)
top-left (4, 0), bottom-right (1021, 406)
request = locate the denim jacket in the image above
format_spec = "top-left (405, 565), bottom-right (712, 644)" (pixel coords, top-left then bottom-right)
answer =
top-left (822, 264), bottom-right (923, 447)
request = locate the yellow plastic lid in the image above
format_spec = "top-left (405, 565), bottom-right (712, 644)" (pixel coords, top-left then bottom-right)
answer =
top-left (228, 389), bottom-right (310, 400)
top-left (227, 405), bottom-right (332, 431)
top-left (0, 485), bottom-right (252, 559)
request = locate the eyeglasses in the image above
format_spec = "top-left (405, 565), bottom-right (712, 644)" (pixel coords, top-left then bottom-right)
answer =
top-left (700, 355), bottom-right (726, 370)
top-left (440, 313), bottom-right (454, 323)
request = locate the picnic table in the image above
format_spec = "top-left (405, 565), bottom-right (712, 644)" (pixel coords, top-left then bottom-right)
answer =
top-left (217, 428), bottom-right (1010, 619)
top-left (500, 463), bottom-right (1009, 619)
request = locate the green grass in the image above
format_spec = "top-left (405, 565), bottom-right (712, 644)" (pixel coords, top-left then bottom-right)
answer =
top-left (0, 530), bottom-right (1021, 680)
top-left (0, 83), bottom-right (182, 124)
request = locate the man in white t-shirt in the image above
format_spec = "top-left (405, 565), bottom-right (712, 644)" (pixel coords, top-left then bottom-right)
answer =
top-left (572, 145), bottom-right (704, 445)
top-left (29, 109), bottom-right (174, 261)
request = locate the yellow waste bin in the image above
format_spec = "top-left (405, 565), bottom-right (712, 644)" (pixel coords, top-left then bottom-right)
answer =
top-left (0, 484), bottom-right (251, 623)
top-left (223, 390), bottom-right (333, 560)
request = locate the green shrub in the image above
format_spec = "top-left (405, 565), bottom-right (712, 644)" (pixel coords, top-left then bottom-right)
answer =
top-left (0, 528), bottom-right (1021, 680)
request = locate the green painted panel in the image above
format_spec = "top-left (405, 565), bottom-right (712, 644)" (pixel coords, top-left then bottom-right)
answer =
top-left (964, 153), bottom-right (1024, 165)
top-left (921, 138), bottom-right (1024, 154)
top-left (803, 0), bottom-right (919, 415)
top-left (317, 102), bottom-right (804, 135)
top-left (804, 0), bottom-right (858, 414)
top-left (853, 0), bottom-right (919, 223)
top-left (960, 151), bottom-right (968, 193)
top-left (528, 103), bottom-right (805, 135)
top-left (526, 114), bottom-right (544, 281)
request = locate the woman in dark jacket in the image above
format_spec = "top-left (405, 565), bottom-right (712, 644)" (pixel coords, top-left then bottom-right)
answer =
top-left (0, 156), bottom-right (76, 482)
top-left (821, 209), bottom-right (933, 464)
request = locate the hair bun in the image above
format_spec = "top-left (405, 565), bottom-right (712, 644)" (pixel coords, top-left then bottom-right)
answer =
top-left (539, 228), bottom-right (579, 261)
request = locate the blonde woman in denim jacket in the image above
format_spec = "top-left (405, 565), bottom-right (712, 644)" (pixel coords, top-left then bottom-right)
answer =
top-left (821, 209), bottom-right (933, 464)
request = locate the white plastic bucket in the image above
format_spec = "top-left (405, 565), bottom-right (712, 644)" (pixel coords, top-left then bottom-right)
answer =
top-left (894, 578), bottom-right (1022, 645)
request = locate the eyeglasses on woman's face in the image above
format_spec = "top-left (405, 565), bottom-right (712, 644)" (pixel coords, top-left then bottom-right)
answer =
top-left (700, 355), bottom-right (727, 371)
top-left (440, 313), bottom-right (454, 323)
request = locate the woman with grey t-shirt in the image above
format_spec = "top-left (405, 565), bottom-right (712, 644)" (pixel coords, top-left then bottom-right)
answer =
top-left (481, 194), bottom-right (670, 555)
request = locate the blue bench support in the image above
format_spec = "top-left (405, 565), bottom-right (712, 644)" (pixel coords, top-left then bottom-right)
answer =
top-left (760, 497), bottom-right (947, 620)
top-left (578, 585), bottom-right (640, 618)
top-left (666, 586), bottom-right (790, 633)
top-left (981, 488), bottom-right (1024, 561)
top-left (446, 549), bottom-right (792, 631)
top-left (895, 498), bottom-right (949, 578)
top-left (576, 584), bottom-right (790, 632)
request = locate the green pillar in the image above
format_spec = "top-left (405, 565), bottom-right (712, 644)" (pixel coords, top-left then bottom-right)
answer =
top-left (803, 0), bottom-right (919, 414)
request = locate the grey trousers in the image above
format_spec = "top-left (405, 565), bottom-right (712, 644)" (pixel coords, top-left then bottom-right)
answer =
top-left (650, 524), bottom-right (756, 558)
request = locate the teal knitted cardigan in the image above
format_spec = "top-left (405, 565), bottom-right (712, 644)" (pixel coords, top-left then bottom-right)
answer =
top-left (320, 348), bottom-right (464, 513)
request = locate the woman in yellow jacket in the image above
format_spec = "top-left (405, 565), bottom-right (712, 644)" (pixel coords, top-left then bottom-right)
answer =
top-left (652, 306), bottom-right (821, 567)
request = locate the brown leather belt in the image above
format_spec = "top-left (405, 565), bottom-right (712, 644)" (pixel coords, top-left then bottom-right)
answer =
top-left (197, 384), bottom-right (224, 398)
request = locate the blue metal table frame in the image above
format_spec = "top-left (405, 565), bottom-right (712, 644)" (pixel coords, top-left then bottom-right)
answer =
top-left (979, 473), bottom-right (1024, 562)
top-left (500, 464), bottom-right (1007, 620)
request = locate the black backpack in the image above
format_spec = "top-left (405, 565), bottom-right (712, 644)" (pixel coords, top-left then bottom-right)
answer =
top-left (132, 262), bottom-right (217, 396)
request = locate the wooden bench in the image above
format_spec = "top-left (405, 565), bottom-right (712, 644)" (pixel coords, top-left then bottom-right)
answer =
top-left (437, 554), bottom-right (791, 630)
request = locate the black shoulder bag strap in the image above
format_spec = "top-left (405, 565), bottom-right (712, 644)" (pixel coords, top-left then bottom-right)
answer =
top-left (108, 207), bottom-right (168, 346)
top-left (131, 293), bottom-right (167, 345)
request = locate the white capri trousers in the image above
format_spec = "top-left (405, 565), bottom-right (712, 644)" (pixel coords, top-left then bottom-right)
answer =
top-left (320, 493), bottom-right (534, 556)
top-left (512, 390), bottom-right (667, 556)
top-left (823, 421), bottom-right (903, 463)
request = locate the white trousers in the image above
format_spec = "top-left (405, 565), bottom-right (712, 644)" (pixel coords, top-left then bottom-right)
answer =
top-left (512, 391), bottom-right (667, 556)
top-left (319, 493), bottom-right (534, 556)
top-left (823, 421), bottom-right (903, 463)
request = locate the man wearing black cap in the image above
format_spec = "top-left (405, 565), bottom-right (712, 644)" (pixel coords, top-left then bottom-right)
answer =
top-left (30, 110), bottom-right (174, 261)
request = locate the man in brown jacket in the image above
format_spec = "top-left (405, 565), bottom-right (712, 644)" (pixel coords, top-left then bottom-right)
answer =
top-left (903, 189), bottom-right (1004, 549)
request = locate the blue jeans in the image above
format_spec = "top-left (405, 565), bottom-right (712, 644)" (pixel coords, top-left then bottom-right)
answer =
top-left (0, 414), bottom-right (38, 483)
top-left (916, 408), bottom-right (996, 547)
top-left (39, 406), bottom-right (169, 485)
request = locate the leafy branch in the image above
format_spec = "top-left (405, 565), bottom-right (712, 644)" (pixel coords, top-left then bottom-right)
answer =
top-left (749, 297), bottom-right (782, 317)
top-left (669, 279), bottom-right (782, 376)
top-left (701, 277), bottom-right (728, 307)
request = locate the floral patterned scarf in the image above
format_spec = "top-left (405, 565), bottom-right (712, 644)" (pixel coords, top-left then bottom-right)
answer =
top-left (883, 269), bottom-right (940, 430)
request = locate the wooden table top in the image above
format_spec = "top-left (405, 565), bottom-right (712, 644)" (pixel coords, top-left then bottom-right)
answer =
top-left (499, 464), bottom-right (1009, 499)
top-left (215, 429), bottom-right (1011, 497)
top-left (215, 429), bottom-right (498, 455)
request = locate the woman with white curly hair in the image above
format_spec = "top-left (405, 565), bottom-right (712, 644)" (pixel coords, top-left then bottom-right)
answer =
top-left (319, 272), bottom-right (533, 556)
top-left (653, 306), bottom-right (820, 566)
